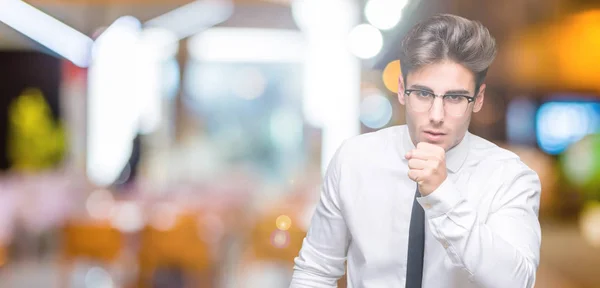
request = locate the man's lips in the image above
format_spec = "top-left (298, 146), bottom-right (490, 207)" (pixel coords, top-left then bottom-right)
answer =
top-left (424, 131), bottom-right (446, 136)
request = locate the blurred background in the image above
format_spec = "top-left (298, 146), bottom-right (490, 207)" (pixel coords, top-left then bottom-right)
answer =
top-left (0, 0), bottom-right (599, 287)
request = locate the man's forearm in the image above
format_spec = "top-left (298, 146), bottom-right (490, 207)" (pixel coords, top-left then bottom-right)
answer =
top-left (430, 213), bottom-right (538, 288)
top-left (418, 176), bottom-right (541, 288)
top-left (290, 239), bottom-right (346, 288)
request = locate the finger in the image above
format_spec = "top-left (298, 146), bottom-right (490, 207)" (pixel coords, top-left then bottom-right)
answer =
top-left (414, 148), bottom-right (445, 162)
top-left (405, 151), bottom-right (412, 160)
top-left (417, 142), bottom-right (445, 155)
top-left (408, 159), bottom-right (428, 170)
top-left (408, 170), bottom-right (425, 185)
top-left (407, 149), bottom-right (434, 161)
top-left (410, 150), bottom-right (444, 166)
top-left (408, 169), bottom-right (424, 182)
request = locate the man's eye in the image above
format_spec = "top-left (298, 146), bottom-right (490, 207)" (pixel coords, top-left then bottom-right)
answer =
top-left (416, 91), bottom-right (432, 98)
top-left (444, 95), bottom-right (467, 104)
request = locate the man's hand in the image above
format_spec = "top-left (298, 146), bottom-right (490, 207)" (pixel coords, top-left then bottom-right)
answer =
top-left (405, 142), bottom-right (448, 196)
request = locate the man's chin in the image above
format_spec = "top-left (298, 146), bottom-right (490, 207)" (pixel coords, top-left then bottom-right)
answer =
top-left (419, 137), bottom-right (449, 149)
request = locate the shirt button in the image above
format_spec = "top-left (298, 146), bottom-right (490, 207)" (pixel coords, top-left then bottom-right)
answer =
top-left (441, 241), bottom-right (449, 249)
top-left (423, 203), bottom-right (432, 209)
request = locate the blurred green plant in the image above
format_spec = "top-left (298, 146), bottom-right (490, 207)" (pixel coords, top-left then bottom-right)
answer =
top-left (560, 133), bottom-right (600, 200)
top-left (7, 88), bottom-right (66, 171)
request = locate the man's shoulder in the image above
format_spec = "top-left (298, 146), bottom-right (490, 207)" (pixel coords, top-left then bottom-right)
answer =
top-left (468, 134), bottom-right (538, 178)
top-left (339, 126), bottom-right (402, 156)
top-left (469, 133), bottom-right (518, 161)
top-left (330, 126), bottom-right (404, 172)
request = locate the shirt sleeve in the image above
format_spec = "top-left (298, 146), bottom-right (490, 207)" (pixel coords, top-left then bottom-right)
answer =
top-left (416, 160), bottom-right (542, 288)
top-left (290, 144), bottom-right (350, 288)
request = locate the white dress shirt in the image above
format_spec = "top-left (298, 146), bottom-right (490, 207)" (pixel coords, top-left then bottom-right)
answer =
top-left (290, 125), bottom-right (541, 288)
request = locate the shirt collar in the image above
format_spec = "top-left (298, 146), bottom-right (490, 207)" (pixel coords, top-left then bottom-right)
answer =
top-left (401, 125), bottom-right (470, 173)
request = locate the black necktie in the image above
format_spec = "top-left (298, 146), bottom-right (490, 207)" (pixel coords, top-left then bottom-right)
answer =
top-left (406, 186), bottom-right (425, 288)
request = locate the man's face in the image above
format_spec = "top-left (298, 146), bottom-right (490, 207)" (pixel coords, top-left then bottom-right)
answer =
top-left (398, 60), bottom-right (485, 151)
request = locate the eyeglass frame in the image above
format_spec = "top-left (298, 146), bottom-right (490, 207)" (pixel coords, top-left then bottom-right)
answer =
top-left (403, 89), bottom-right (477, 116)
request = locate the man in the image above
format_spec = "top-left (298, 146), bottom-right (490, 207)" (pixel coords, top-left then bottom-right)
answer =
top-left (290, 14), bottom-right (541, 288)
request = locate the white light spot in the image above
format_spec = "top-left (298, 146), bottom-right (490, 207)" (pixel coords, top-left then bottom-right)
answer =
top-left (348, 24), bottom-right (383, 59)
top-left (365, 0), bottom-right (407, 30)
top-left (86, 189), bottom-right (115, 220)
top-left (85, 267), bottom-right (114, 288)
top-left (110, 201), bottom-right (144, 233)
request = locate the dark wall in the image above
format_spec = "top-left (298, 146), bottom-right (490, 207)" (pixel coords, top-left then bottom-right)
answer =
top-left (0, 51), bottom-right (61, 170)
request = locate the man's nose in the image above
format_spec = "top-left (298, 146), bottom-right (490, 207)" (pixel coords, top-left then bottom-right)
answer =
top-left (429, 97), bottom-right (445, 124)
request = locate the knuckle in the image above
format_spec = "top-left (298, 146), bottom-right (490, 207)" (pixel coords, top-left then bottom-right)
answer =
top-left (424, 169), bottom-right (433, 177)
top-left (427, 159), bottom-right (437, 167)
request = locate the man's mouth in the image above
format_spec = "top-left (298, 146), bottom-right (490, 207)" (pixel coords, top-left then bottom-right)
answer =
top-left (424, 131), bottom-right (446, 136)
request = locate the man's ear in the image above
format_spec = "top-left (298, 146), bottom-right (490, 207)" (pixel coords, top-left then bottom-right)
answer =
top-left (473, 83), bottom-right (485, 113)
top-left (398, 74), bottom-right (406, 105)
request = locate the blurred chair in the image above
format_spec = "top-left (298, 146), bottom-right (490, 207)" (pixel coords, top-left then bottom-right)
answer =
top-left (241, 197), bottom-right (348, 287)
top-left (231, 211), bottom-right (302, 287)
top-left (137, 211), bottom-right (216, 288)
top-left (248, 212), bottom-right (306, 264)
top-left (0, 245), bottom-right (7, 268)
top-left (60, 220), bottom-right (124, 287)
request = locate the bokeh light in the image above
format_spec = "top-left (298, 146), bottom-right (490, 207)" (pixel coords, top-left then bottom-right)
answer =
top-left (276, 215), bottom-right (292, 231)
top-left (291, 0), bottom-right (357, 34)
top-left (85, 266), bottom-right (114, 288)
top-left (561, 134), bottom-right (600, 195)
top-left (110, 201), bottom-right (144, 233)
top-left (580, 202), bottom-right (600, 248)
top-left (360, 92), bottom-right (393, 129)
top-left (536, 101), bottom-right (600, 155)
top-left (86, 189), bottom-right (115, 220)
top-left (382, 60), bottom-right (401, 93)
top-left (364, 0), bottom-right (407, 30)
top-left (348, 24), bottom-right (383, 59)
top-left (270, 230), bottom-right (290, 249)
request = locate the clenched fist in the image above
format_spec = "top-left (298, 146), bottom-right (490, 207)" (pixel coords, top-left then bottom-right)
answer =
top-left (405, 142), bottom-right (447, 196)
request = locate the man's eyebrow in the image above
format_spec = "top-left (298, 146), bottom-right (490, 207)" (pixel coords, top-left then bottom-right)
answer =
top-left (408, 84), bottom-right (433, 92)
top-left (409, 84), bottom-right (471, 95)
top-left (445, 89), bottom-right (471, 95)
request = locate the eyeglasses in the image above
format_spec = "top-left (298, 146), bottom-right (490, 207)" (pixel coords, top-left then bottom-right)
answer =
top-left (404, 89), bottom-right (476, 117)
